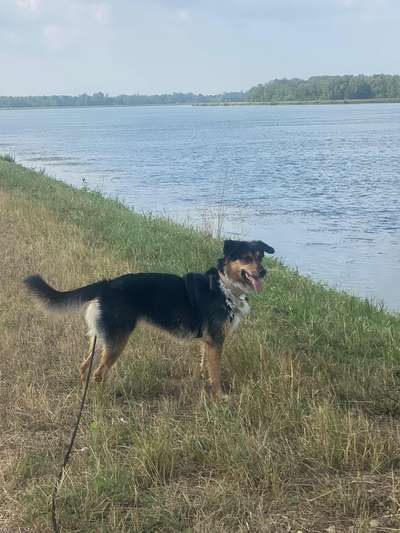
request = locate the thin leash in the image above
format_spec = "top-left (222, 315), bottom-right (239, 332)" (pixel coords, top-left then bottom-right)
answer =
top-left (51, 335), bottom-right (97, 533)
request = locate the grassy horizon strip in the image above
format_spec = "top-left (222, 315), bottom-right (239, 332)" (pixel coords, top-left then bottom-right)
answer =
top-left (2, 156), bottom-right (400, 531)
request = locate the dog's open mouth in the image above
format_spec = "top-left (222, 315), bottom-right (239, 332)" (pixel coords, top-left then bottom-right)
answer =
top-left (241, 270), bottom-right (263, 293)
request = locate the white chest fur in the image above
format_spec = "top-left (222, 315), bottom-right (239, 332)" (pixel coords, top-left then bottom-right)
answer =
top-left (219, 280), bottom-right (251, 333)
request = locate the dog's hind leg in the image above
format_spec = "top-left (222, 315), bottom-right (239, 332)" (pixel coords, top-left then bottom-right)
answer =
top-left (81, 299), bottom-right (103, 384)
top-left (80, 336), bottom-right (102, 384)
top-left (200, 344), bottom-right (206, 379)
top-left (93, 333), bottom-right (131, 383)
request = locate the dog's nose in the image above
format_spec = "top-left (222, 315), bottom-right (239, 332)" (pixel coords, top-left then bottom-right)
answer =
top-left (259, 268), bottom-right (267, 278)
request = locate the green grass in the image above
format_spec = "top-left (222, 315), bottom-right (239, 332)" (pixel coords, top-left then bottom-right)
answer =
top-left (0, 152), bottom-right (15, 163)
top-left (1, 158), bottom-right (400, 531)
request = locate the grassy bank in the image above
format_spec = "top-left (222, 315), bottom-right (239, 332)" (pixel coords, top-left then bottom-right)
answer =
top-left (1, 158), bottom-right (400, 532)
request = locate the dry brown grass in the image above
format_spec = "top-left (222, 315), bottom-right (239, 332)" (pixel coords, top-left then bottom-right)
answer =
top-left (0, 191), bottom-right (135, 531)
top-left (2, 164), bottom-right (400, 531)
top-left (0, 188), bottom-right (216, 531)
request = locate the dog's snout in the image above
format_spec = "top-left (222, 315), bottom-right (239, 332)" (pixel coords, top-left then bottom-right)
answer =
top-left (259, 267), bottom-right (267, 279)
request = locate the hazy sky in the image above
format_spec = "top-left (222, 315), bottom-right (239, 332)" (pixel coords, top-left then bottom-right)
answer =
top-left (1, 0), bottom-right (400, 96)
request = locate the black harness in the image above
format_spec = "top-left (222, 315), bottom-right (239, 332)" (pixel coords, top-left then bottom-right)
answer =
top-left (183, 269), bottom-right (230, 339)
top-left (183, 268), bottom-right (247, 339)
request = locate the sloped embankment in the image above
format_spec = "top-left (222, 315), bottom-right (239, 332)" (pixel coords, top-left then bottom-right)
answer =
top-left (1, 158), bottom-right (400, 531)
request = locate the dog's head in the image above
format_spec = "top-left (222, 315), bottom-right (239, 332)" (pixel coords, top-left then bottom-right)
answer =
top-left (219, 240), bottom-right (275, 293)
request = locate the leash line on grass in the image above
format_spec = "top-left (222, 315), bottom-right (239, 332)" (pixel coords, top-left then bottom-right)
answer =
top-left (51, 336), bottom-right (97, 533)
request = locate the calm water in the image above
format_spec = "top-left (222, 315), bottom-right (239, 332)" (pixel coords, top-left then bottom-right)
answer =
top-left (1, 104), bottom-right (399, 311)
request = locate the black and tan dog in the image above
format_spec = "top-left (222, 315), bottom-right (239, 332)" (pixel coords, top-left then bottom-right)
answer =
top-left (24, 240), bottom-right (274, 397)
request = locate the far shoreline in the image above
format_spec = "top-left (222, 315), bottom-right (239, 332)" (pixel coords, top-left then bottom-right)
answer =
top-left (193, 98), bottom-right (400, 106)
top-left (1, 97), bottom-right (400, 111)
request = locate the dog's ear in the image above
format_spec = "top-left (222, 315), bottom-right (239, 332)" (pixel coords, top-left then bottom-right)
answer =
top-left (224, 239), bottom-right (275, 258)
top-left (223, 240), bottom-right (243, 258)
top-left (256, 241), bottom-right (275, 254)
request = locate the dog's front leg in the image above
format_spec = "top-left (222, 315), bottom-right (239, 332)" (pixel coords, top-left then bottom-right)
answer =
top-left (203, 340), bottom-right (224, 397)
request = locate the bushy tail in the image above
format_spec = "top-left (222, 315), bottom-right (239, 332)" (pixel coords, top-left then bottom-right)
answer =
top-left (23, 275), bottom-right (106, 313)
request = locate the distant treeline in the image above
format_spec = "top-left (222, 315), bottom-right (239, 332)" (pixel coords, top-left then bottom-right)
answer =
top-left (247, 74), bottom-right (400, 102)
top-left (1, 75), bottom-right (400, 108)
top-left (0, 91), bottom-right (246, 108)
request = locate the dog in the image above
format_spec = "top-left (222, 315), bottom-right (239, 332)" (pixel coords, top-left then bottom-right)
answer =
top-left (24, 239), bottom-right (274, 397)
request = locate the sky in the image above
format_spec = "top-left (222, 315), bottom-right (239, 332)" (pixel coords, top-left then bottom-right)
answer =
top-left (1, 0), bottom-right (400, 96)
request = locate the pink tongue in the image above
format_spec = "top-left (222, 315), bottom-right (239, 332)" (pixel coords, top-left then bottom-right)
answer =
top-left (250, 276), bottom-right (263, 293)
